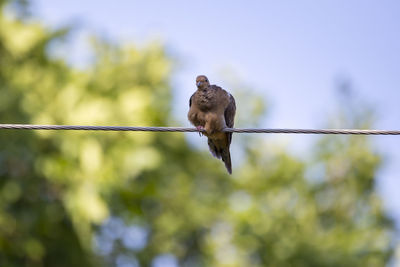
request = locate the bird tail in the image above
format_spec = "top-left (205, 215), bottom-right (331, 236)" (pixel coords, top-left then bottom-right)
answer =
top-left (221, 148), bottom-right (232, 174)
top-left (207, 138), bottom-right (221, 159)
top-left (207, 138), bottom-right (232, 174)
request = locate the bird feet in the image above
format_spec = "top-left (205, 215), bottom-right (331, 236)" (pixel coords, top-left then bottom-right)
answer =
top-left (196, 126), bottom-right (205, 136)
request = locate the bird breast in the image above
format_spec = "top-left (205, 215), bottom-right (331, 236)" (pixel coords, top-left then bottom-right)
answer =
top-left (195, 90), bottom-right (218, 111)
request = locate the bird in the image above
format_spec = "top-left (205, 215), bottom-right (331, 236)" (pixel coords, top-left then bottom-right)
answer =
top-left (188, 75), bottom-right (236, 174)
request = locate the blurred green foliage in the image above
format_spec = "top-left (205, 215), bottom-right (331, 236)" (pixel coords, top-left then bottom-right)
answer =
top-left (0, 1), bottom-right (394, 266)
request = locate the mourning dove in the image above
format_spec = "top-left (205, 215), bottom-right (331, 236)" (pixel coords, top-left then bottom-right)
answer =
top-left (188, 75), bottom-right (236, 174)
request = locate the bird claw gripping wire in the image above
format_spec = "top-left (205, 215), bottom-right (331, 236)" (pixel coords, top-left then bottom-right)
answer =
top-left (196, 126), bottom-right (205, 136)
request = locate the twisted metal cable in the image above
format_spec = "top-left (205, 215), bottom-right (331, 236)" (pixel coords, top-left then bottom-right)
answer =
top-left (0, 124), bottom-right (399, 135)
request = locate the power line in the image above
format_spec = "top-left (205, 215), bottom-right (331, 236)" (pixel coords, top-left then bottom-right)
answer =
top-left (0, 124), bottom-right (399, 135)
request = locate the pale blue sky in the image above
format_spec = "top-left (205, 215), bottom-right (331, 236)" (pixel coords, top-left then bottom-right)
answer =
top-left (32, 0), bottom-right (400, 230)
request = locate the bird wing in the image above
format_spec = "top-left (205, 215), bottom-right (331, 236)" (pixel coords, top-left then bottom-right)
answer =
top-left (189, 93), bottom-right (195, 107)
top-left (224, 93), bottom-right (236, 145)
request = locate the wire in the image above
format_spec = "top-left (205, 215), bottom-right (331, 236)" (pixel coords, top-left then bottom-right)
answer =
top-left (0, 124), bottom-right (399, 135)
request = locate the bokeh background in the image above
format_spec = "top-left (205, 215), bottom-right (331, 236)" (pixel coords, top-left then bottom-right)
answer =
top-left (0, 0), bottom-right (399, 266)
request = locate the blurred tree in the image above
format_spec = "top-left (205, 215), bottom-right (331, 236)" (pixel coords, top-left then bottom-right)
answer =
top-left (0, 0), bottom-right (394, 266)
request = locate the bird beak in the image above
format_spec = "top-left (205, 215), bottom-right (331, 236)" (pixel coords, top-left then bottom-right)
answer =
top-left (197, 81), bottom-right (202, 87)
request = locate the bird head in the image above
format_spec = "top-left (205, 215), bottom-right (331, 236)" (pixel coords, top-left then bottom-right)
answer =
top-left (196, 75), bottom-right (210, 90)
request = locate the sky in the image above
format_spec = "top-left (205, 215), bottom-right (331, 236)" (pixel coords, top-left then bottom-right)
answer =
top-left (32, 0), bottom-right (400, 233)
